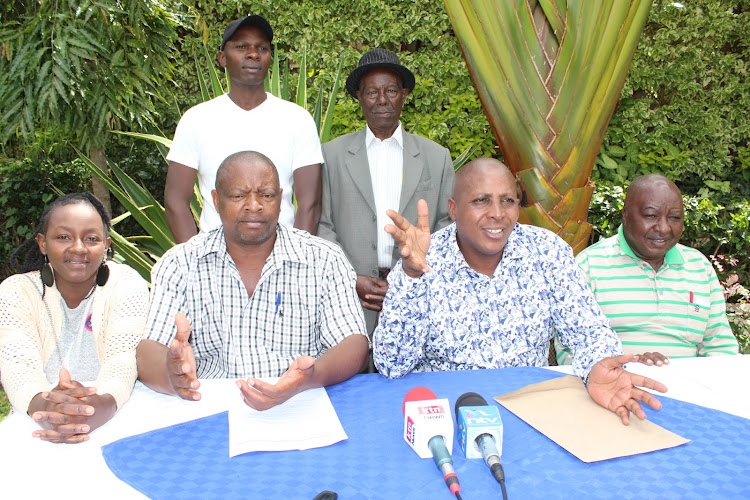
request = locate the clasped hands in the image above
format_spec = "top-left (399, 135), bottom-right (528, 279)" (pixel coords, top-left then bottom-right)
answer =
top-left (168, 313), bottom-right (315, 410)
top-left (27, 367), bottom-right (116, 444)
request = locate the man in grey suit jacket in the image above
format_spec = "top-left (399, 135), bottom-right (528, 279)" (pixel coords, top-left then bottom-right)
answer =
top-left (319, 49), bottom-right (454, 336)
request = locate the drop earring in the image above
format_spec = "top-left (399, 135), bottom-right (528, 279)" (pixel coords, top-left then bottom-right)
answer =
top-left (96, 260), bottom-right (110, 286)
top-left (40, 255), bottom-right (54, 287)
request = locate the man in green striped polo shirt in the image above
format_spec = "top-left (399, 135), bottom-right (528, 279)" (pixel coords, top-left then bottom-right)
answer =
top-left (556, 174), bottom-right (738, 365)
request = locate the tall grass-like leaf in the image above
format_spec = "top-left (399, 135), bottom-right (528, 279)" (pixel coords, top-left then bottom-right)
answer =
top-left (269, 42), bottom-right (282, 98)
top-left (112, 130), bottom-right (172, 148)
top-left (190, 184), bottom-right (203, 223)
top-left (202, 43), bottom-right (225, 96)
top-left (445, 0), bottom-right (650, 253)
top-left (319, 57), bottom-right (344, 144)
top-left (196, 57), bottom-right (211, 102)
top-left (312, 85), bottom-right (324, 132)
top-left (109, 230), bottom-right (154, 281)
top-left (76, 148), bottom-right (175, 250)
top-left (296, 42), bottom-right (308, 109)
top-left (453, 141), bottom-right (482, 172)
top-left (281, 63), bottom-right (291, 102)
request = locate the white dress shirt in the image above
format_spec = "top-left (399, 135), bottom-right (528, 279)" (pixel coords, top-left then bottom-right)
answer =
top-left (365, 123), bottom-right (403, 269)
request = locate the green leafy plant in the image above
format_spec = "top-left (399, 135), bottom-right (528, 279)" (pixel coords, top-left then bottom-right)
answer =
top-left (709, 255), bottom-right (750, 354)
top-left (601, 0), bottom-right (750, 197)
top-left (0, 385), bottom-right (9, 422)
top-left (0, 0), bottom-right (179, 206)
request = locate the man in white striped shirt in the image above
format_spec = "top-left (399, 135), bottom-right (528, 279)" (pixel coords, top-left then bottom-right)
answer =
top-left (137, 151), bottom-right (369, 410)
top-left (320, 49), bottom-right (455, 337)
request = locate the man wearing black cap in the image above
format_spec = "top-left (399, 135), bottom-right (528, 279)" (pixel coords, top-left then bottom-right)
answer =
top-left (164, 15), bottom-right (323, 243)
top-left (318, 48), bottom-right (454, 336)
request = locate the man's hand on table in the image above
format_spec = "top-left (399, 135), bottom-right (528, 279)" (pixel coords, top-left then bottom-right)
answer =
top-left (586, 354), bottom-right (668, 425)
top-left (236, 355), bottom-right (316, 411)
top-left (167, 313), bottom-right (201, 401)
top-left (28, 368), bottom-right (116, 443)
top-left (636, 351), bottom-right (670, 366)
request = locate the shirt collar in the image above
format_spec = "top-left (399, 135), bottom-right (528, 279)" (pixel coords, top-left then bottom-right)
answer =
top-left (270, 224), bottom-right (308, 266)
top-left (499, 223), bottom-right (530, 261)
top-left (365, 122), bottom-right (403, 148)
top-left (447, 222), bottom-right (526, 276)
top-left (616, 224), bottom-right (684, 265)
top-left (200, 228), bottom-right (228, 258)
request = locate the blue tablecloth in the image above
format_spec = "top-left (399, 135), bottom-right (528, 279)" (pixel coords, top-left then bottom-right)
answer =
top-left (102, 367), bottom-right (750, 499)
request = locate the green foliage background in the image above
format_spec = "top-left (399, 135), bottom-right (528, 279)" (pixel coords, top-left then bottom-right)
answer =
top-left (0, 0), bottom-right (178, 150)
top-left (1, 0), bottom-right (749, 419)
top-left (167, 0), bottom-right (497, 160)
top-left (596, 0), bottom-right (750, 196)
top-left (2, 0), bottom-right (748, 271)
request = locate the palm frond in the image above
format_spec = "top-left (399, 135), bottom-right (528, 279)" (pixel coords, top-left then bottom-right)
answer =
top-left (445, 0), bottom-right (650, 252)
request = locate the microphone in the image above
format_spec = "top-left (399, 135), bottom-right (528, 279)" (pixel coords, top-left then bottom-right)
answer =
top-left (455, 392), bottom-right (507, 497)
top-left (403, 387), bottom-right (462, 499)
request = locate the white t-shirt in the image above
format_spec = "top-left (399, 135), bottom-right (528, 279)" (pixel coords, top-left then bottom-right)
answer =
top-left (166, 93), bottom-right (323, 231)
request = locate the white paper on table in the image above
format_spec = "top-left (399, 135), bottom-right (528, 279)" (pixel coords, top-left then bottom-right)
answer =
top-left (228, 386), bottom-right (348, 457)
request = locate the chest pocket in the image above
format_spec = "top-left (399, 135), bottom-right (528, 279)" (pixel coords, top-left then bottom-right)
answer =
top-left (682, 299), bottom-right (711, 344)
top-left (268, 289), bottom-right (316, 355)
top-left (415, 179), bottom-right (434, 193)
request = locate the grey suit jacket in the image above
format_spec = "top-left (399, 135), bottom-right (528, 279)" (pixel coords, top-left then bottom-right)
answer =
top-left (319, 128), bottom-right (455, 334)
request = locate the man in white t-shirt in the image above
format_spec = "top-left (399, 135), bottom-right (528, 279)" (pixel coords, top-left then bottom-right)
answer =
top-left (164, 15), bottom-right (323, 242)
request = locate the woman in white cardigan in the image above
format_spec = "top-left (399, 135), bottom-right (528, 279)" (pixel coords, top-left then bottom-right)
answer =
top-left (0, 192), bottom-right (149, 443)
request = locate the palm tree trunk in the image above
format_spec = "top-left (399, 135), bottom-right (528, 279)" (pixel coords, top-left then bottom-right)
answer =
top-left (89, 145), bottom-right (111, 214)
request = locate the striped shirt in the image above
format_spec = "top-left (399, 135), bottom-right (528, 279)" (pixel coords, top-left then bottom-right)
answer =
top-left (556, 225), bottom-right (738, 363)
top-left (366, 123), bottom-right (403, 268)
top-left (144, 224), bottom-right (368, 378)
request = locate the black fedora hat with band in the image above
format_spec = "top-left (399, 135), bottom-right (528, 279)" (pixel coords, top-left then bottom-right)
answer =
top-left (345, 48), bottom-right (416, 98)
top-left (221, 15), bottom-right (273, 50)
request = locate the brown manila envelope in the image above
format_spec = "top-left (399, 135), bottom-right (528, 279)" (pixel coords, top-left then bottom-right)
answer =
top-left (495, 375), bottom-right (689, 463)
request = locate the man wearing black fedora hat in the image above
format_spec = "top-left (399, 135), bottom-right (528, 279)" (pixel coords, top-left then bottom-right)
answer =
top-left (164, 15), bottom-right (323, 244)
top-left (319, 48), bottom-right (454, 338)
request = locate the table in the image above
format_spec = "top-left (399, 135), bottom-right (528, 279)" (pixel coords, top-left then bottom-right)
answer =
top-left (1, 356), bottom-right (748, 499)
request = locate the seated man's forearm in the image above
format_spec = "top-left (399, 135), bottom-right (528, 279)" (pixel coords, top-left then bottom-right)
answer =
top-left (136, 340), bottom-right (176, 396)
top-left (308, 335), bottom-right (369, 388)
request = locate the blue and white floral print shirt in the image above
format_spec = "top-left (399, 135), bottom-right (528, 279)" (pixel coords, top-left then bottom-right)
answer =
top-left (373, 222), bottom-right (623, 380)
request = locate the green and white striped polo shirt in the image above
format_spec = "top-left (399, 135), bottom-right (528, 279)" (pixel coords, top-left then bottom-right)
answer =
top-left (556, 225), bottom-right (738, 363)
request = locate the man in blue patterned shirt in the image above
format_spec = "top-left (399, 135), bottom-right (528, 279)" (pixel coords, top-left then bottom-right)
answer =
top-left (373, 158), bottom-right (667, 424)
top-left (138, 151), bottom-right (369, 411)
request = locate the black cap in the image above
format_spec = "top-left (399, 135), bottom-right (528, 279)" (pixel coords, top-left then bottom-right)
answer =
top-left (345, 48), bottom-right (416, 98)
top-left (220, 15), bottom-right (273, 50)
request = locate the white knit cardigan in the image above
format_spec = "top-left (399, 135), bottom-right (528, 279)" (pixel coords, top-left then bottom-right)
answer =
top-left (0, 262), bottom-right (149, 413)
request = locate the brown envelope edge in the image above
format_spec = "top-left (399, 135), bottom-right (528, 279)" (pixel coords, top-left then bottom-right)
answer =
top-left (495, 375), bottom-right (689, 463)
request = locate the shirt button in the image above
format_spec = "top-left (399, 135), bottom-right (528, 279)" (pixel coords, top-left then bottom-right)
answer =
top-left (372, 244), bottom-right (377, 250)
